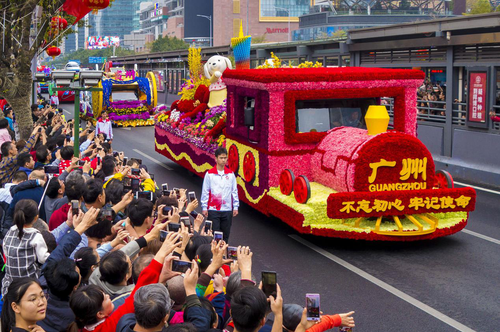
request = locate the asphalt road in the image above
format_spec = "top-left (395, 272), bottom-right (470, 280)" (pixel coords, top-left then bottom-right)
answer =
top-left (58, 100), bottom-right (499, 332)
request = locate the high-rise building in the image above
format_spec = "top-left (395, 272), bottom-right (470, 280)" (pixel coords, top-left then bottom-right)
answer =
top-left (64, 24), bottom-right (87, 53)
top-left (87, 0), bottom-right (135, 44)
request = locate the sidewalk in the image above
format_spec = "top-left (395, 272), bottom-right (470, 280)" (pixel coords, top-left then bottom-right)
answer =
top-left (157, 91), bottom-right (180, 108)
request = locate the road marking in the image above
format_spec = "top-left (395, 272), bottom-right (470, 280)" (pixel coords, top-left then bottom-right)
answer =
top-left (121, 127), bottom-right (132, 131)
top-left (289, 234), bottom-right (475, 332)
top-left (462, 229), bottom-right (500, 245)
top-left (132, 149), bottom-right (173, 171)
top-left (63, 109), bottom-right (71, 115)
top-left (455, 181), bottom-right (500, 196)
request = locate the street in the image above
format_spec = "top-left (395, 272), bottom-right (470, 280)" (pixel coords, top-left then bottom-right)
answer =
top-left (60, 102), bottom-right (499, 332)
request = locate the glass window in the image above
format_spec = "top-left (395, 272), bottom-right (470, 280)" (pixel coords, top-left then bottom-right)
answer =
top-left (260, 0), bottom-right (311, 19)
top-left (295, 98), bottom-right (377, 133)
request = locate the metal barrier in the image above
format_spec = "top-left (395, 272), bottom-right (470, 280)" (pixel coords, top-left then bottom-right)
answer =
top-left (492, 105), bottom-right (500, 131)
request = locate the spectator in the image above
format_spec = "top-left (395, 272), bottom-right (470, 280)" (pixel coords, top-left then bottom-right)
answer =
top-left (49, 171), bottom-right (85, 230)
top-left (7, 169), bottom-right (47, 223)
top-left (0, 277), bottom-right (47, 332)
top-left (96, 110), bottom-right (113, 141)
top-left (0, 118), bottom-right (13, 151)
top-left (32, 104), bottom-right (43, 123)
top-left (128, 198), bottom-right (155, 237)
top-left (34, 144), bottom-right (51, 168)
top-left (0, 171), bottom-right (28, 205)
top-left (0, 126), bottom-right (41, 186)
top-left (74, 247), bottom-right (100, 287)
top-left (116, 283), bottom-right (173, 332)
top-left (490, 109), bottom-right (500, 122)
top-left (16, 152), bottom-right (35, 177)
top-left (2, 199), bottom-right (50, 296)
top-left (96, 250), bottom-right (133, 300)
top-left (44, 177), bottom-right (68, 223)
top-left (201, 147), bottom-right (239, 243)
top-left (58, 145), bottom-right (75, 174)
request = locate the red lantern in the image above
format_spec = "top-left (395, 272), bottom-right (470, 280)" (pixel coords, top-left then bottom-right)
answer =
top-left (51, 16), bottom-right (68, 30)
top-left (83, 0), bottom-right (110, 14)
top-left (46, 46), bottom-right (61, 60)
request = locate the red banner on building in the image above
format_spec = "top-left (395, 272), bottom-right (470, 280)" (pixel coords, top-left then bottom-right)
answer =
top-left (468, 72), bottom-right (487, 123)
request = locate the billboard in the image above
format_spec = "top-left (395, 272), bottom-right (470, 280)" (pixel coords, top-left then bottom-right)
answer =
top-left (87, 36), bottom-right (120, 50)
top-left (184, 0), bottom-right (213, 39)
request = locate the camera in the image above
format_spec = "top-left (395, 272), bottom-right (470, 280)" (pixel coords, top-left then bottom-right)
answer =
top-left (162, 206), bottom-right (173, 215)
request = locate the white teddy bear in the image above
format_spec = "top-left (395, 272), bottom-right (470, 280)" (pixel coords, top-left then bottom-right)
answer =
top-left (204, 55), bottom-right (232, 108)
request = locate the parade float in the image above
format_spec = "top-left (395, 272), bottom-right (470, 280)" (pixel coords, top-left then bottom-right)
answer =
top-left (154, 44), bottom-right (476, 241)
top-left (82, 68), bottom-right (159, 127)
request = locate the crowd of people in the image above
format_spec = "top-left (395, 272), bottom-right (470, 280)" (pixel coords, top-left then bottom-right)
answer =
top-left (417, 79), bottom-right (446, 117)
top-left (0, 99), bottom-right (356, 332)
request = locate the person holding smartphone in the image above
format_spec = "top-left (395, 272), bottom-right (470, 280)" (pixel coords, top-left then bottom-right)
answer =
top-left (201, 147), bottom-right (239, 243)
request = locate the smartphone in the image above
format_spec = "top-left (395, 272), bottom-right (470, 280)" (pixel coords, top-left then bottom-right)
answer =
top-left (113, 151), bottom-right (119, 157)
top-left (97, 156), bottom-right (101, 166)
top-left (227, 246), bottom-right (238, 260)
top-left (122, 177), bottom-right (132, 188)
top-left (160, 230), bottom-right (168, 242)
top-left (44, 165), bottom-right (59, 174)
top-left (171, 260), bottom-right (191, 273)
top-left (189, 210), bottom-right (198, 219)
top-left (123, 157), bottom-right (128, 165)
top-left (162, 183), bottom-right (168, 192)
top-left (65, 135), bottom-right (71, 142)
top-left (71, 200), bottom-right (80, 216)
top-left (204, 220), bottom-right (212, 232)
top-left (38, 127), bottom-right (42, 133)
top-left (188, 191), bottom-right (196, 202)
top-left (163, 190), bottom-right (171, 197)
top-left (214, 231), bottom-right (223, 243)
top-left (131, 168), bottom-right (141, 176)
top-left (78, 160), bottom-right (86, 166)
top-left (180, 216), bottom-right (190, 227)
top-left (102, 208), bottom-right (113, 222)
top-left (131, 179), bottom-right (140, 193)
top-left (162, 206), bottom-right (173, 215)
top-left (168, 223), bottom-right (181, 232)
top-left (261, 271), bottom-right (277, 298)
top-left (136, 191), bottom-right (153, 201)
top-left (306, 294), bottom-right (321, 321)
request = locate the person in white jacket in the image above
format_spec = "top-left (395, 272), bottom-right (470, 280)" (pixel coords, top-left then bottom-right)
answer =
top-left (201, 147), bottom-right (239, 242)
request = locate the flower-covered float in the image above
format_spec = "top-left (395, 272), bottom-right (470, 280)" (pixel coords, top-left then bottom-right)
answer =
top-left (155, 54), bottom-right (476, 241)
top-left (81, 69), bottom-right (159, 127)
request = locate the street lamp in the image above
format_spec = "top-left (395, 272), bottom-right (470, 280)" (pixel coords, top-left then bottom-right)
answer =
top-left (51, 70), bottom-right (103, 156)
top-left (197, 14), bottom-right (212, 47)
top-left (274, 6), bottom-right (291, 42)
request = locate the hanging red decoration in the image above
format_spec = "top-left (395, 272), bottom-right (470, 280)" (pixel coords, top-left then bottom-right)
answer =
top-left (49, 17), bottom-right (68, 36)
top-left (46, 47), bottom-right (61, 60)
top-left (83, 0), bottom-right (110, 14)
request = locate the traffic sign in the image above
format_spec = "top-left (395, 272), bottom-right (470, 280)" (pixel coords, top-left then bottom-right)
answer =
top-left (89, 57), bottom-right (107, 64)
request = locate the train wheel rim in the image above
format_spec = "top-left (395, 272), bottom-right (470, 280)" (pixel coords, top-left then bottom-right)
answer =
top-left (243, 151), bottom-right (256, 183)
top-left (279, 169), bottom-right (295, 195)
top-left (435, 170), bottom-right (454, 189)
top-left (228, 144), bottom-right (239, 174)
top-left (294, 175), bottom-right (311, 204)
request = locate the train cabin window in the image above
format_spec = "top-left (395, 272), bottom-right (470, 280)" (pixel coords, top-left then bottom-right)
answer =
top-left (295, 98), bottom-right (377, 133)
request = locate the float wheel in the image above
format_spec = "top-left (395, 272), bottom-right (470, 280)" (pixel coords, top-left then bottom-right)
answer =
top-left (294, 175), bottom-right (311, 204)
top-left (243, 151), bottom-right (256, 183)
top-left (434, 170), bottom-right (454, 189)
top-left (279, 169), bottom-right (295, 195)
top-left (228, 144), bottom-right (239, 174)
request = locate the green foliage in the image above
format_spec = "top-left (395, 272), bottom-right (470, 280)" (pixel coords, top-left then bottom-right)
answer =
top-left (150, 36), bottom-right (189, 53)
top-left (46, 47), bottom-right (135, 67)
top-left (465, 0), bottom-right (492, 14)
top-left (252, 34), bottom-right (267, 44)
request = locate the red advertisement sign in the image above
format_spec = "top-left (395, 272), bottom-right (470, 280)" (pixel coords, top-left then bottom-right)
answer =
top-left (468, 72), bottom-right (487, 123)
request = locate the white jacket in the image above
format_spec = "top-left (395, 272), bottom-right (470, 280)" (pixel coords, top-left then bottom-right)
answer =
top-left (201, 166), bottom-right (239, 212)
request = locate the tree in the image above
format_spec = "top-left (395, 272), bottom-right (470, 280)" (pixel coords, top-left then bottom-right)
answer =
top-left (150, 36), bottom-right (189, 53)
top-left (465, 0), bottom-right (492, 14)
top-left (0, 0), bottom-right (80, 138)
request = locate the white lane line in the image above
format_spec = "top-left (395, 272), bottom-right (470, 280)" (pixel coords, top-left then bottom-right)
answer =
top-left (462, 229), bottom-right (500, 245)
top-left (63, 109), bottom-right (71, 115)
top-left (121, 127), bottom-right (132, 131)
top-left (289, 234), bottom-right (475, 332)
top-left (455, 181), bottom-right (500, 196)
top-left (132, 149), bottom-right (173, 171)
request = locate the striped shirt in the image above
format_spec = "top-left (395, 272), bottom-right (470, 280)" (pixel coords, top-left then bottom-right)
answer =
top-left (0, 134), bottom-right (36, 186)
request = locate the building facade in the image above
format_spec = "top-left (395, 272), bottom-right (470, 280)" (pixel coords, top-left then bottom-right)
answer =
top-left (87, 0), bottom-right (135, 44)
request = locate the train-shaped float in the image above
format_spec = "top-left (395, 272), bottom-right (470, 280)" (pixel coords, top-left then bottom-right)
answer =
top-left (81, 69), bottom-right (159, 127)
top-left (155, 67), bottom-right (476, 241)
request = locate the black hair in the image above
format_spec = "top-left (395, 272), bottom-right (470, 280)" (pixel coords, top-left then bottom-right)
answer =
top-left (3, 107), bottom-right (12, 117)
top-left (43, 258), bottom-right (80, 300)
top-left (13, 199), bottom-right (38, 240)
top-left (31, 104), bottom-right (39, 112)
top-left (215, 146), bottom-right (227, 158)
top-left (69, 284), bottom-right (105, 329)
top-left (16, 152), bottom-right (32, 168)
top-left (35, 145), bottom-right (49, 164)
top-left (46, 138), bottom-right (57, 152)
top-left (156, 196), bottom-right (178, 207)
top-left (282, 304), bottom-right (303, 332)
top-left (231, 287), bottom-right (268, 332)
top-left (99, 250), bottom-right (129, 286)
top-left (15, 140), bottom-right (26, 152)
top-left (195, 244), bottom-right (213, 272)
top-left (132, 254), bottom-right (153, 284)
top-left (60, 146), bottom-right (74, 161)
top-left (101, 142), bottom-right (111, 154)
top-left (84, 216), bottom-right (112, 240)
top-left (164, 323), bottom-right (198, 332)
top-left (74, 247), bottom-right (99, 284)
top-left (12, 171), bottom-right (28, 183)
top-left (128, 198), bottom-right (154, 228)
top-left (56, 135), bottom-right (66, 147)
top-left (185, 235), bottom-right (212, 261)
top-left (1, 141), bottom-right (12, 156)
top-left (65, 174), bottom-right (86, 201)
top-left (46, 178), bottom-right (63, 199)
top-left (41, 230), bottom-right (57, 253)
top-left (0, 118), bottom-right (9, 129)
top-left (83, 179), bottom-right (104, 204)
top-left (101, 155), bottom-right (115, 177)
top-left (99, 132), bottom-right (107, 140)
top-left (1, 277), bottom-right (42, 332)
top-left (105, 179), bottom-right (124, 205)
top-left (196, 297), bottom-right (218, 328)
